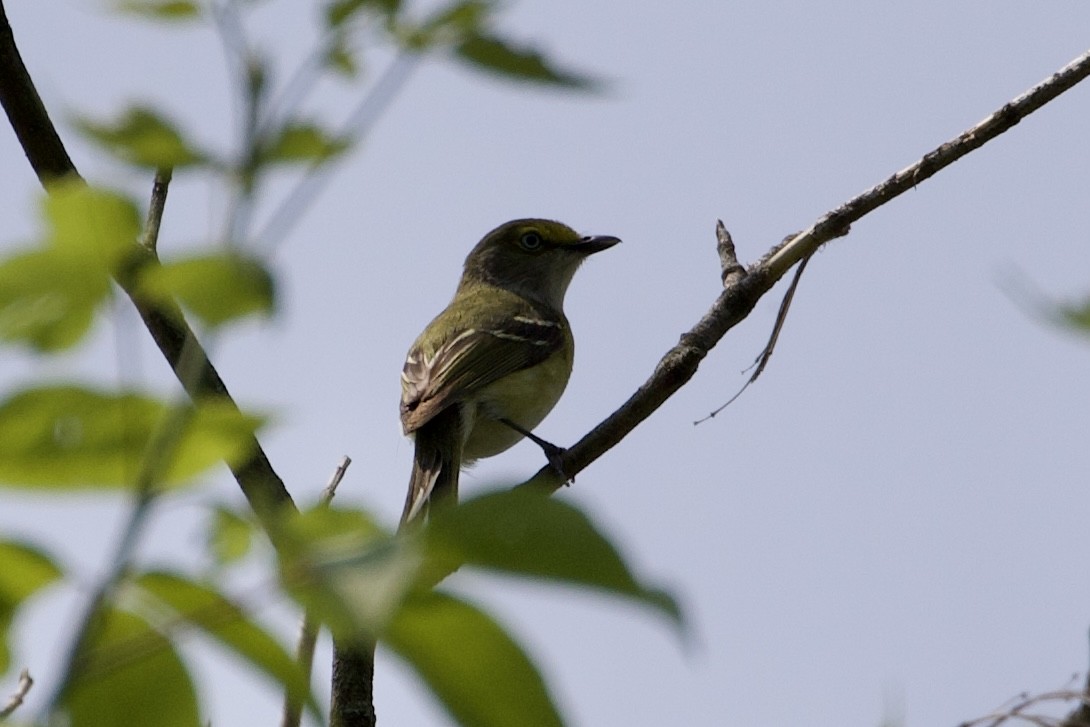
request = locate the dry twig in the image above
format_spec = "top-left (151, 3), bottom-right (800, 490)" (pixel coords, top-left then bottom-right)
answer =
top-left (0, 669), bottom-right (33, 719)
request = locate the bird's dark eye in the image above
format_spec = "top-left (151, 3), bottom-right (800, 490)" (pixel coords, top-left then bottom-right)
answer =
top-left (519, 231), bottom-right (543, 250)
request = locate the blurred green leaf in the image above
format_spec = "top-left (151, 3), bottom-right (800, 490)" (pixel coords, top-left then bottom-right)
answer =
top-left (207, 507), bottom-right (256, 566)
top-left (259, 122), bottom-right (350, 165)
top-left (0, 185), bottom-right (142, 350)
top-left (326, 0), bottom-right (401, 28)
top-left (114, 0), bottom-right (201, 20)
top-left (398, 0), bottom-right (493, 50)
top-left (0, 386), bottom-right (264, 490)
top-left (0, 247), bottom-right (111, 351)
top-left (138, 252), bottom-right (275, 327)
top-left (1054, 295), bottom-right (1090, 334)
top-left (425, 489), bottom-right (682, 625)
top-left (75, 106), bottom-right (207, 168)
top-left (385, 591), bottom-right (562, 727)
top-left (177, 398), bottom-right (265, 478)
top-left (0, 540), bottom-right (63, 673)
top-left (278, 507), bottom-right (419, 640)
top-left (43, 182), bottom-right (142, 268)
top-left (455, 33), bottom-right (598, 89)
top-left (60, 608), bottom-right (200, 727)
top-left (131, 571), bottom-right (319, 721)
top-left (324, 37), bottom-right (360, 77)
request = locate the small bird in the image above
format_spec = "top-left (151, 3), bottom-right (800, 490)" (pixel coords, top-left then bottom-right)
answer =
top-left (399, 219), bottom-right (620, 525)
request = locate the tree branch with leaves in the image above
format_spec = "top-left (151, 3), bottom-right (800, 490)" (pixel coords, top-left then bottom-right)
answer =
top-left (2, 2), bottom-right (1090, 727)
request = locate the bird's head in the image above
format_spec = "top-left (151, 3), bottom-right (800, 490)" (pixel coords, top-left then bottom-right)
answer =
top-left (461, 219), bottom-right (620, 310)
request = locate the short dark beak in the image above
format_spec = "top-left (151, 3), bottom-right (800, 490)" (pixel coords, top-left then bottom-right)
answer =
top-left (574, 234), bottom-right (621, 254)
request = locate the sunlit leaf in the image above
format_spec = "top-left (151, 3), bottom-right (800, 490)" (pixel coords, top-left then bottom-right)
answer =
top-left (43, 182), bottom-right (141, 268)
top-left (175, 398), bottom-right (266, 479)
top-left (0, 386), bottom-right (264, 490)
top-left (138, 252), bottom-right (275, 327)
top-left (60, 608), bottom-right (200, 727)
top-left (207, 506), bottom-right (256, 565)
top-left (0, 540), bottom-right (63, 673)
top-left (455, 34), bottom-right (599, 89)
top-left (0, 247), bottom-right (110, 351)
top-left (259, 122), bottom-right (350, 165)
top-left (130, 571), bottom-right (320, 721)
top-left (385, 591), bottom-right (562, 727)
top-left (0, 185), bottom-right (141, 351)
top-left (278, 507), bottom-right (419, 640)
top-left (75, 106), bottom-right (207, 168)
top-left (425, 489), bottom-right (682, 624)
top-left (114, 0), bottom-right (201, 20)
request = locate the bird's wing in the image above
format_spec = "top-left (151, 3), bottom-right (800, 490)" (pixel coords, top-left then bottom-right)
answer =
top-left (400, 312), bottom-right (564, 435)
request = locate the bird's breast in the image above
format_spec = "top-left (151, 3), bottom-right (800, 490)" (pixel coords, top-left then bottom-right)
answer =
top-left (460, 348), bottom-right (573, 461)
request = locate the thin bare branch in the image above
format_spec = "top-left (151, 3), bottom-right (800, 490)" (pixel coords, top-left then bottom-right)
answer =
top-left (959, 686), bottom-right (1090, 727)
top-left (0, 669), bottom-right (32, 719)
top-left (695, 248), bottom-right (812, 425)
top-left (320, 455), bottom-right (352, 505)
top-left (520, 45), bottom-right (1090, 494)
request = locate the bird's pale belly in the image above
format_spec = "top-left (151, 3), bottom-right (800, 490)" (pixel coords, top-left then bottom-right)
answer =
top-left (461, 360), bottom-right (571, 461)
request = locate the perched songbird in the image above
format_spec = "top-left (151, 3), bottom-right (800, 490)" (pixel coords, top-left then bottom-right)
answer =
top-left (399, 219), bottom-right (620, 524)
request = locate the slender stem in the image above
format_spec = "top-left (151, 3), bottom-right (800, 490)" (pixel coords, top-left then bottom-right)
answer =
top-left (257, 52), bottom-right (421, 251)
top-left (280, 456), bottom-right (351, 727)
top-left (140, 167), bottom-right (173, 253)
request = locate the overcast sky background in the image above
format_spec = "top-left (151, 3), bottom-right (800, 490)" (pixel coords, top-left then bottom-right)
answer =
top-left (2, 2), bottom-right (1090, 726)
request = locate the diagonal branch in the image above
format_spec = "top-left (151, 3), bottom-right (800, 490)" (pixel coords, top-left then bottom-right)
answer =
top-left (521, 45), bottom-right (1090, 495)
top-left (0, 0), bottom-right (296, 527)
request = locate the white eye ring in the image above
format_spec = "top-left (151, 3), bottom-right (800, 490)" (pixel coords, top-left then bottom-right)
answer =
top-left (519, 231), bottom-right (543, 250)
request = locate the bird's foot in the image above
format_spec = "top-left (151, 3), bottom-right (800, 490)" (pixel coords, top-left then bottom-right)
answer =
top-left (499, 418), bottom-right (574, 484)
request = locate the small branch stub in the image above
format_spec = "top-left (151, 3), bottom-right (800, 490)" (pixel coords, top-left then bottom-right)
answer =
top-left (716, 219), bottom-right (745, 287)
top-left (0, 669), bottom-right (33, 719)
top-left (140, 167), bottom-right (173, 253)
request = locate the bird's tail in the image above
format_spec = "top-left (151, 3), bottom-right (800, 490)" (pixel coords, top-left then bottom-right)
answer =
top-left (399, 407), bottom-right (463, 528)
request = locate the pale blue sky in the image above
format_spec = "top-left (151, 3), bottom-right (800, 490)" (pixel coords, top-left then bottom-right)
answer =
top-left (2, 2), bottom-right (1090, 726)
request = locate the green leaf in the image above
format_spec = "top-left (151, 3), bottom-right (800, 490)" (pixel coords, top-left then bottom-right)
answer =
top-left (259, 122), bottom-right (350, 165)
top-left (138, 252), bottom-right (276, 327)
top-left (43, 182), bottom-right (142, 268)
top-left (0, 540), bottom-right (63, 673)
top-left (0, 247), bottom-right (111, 351)
top-left (425, 489), bottom-right (682, 625)
top-left (326, 0), bottom-right (402, 28)
top-left (398, 0), bottom-right (493, 50)
top-left (277, 507), bottom-right (420, 640)
top-left (0, 386), bottom-right (264, 490)
top-left (455, 34), bottom-right (599, 90)
top-left (385, 591), bottom-right (562, 727)
top-left (75, 106), bottom-right (207, 168)
top-left (207, 506), bottom-right (256, 565)
top-left (130, 571), bottom-right (320, 721)
top-left (114, 0), bottom-right (201, 20)
top-left (0, 184), bottom-right (142, 351)
top-left (324, 38), bottom-right (360, 77)
top-left (1054, 295), bottom-right (1090, 335)
top-left (60, 608), bottom-right (200, 727)
top-left (175, 398), bottom-right (266, 480)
